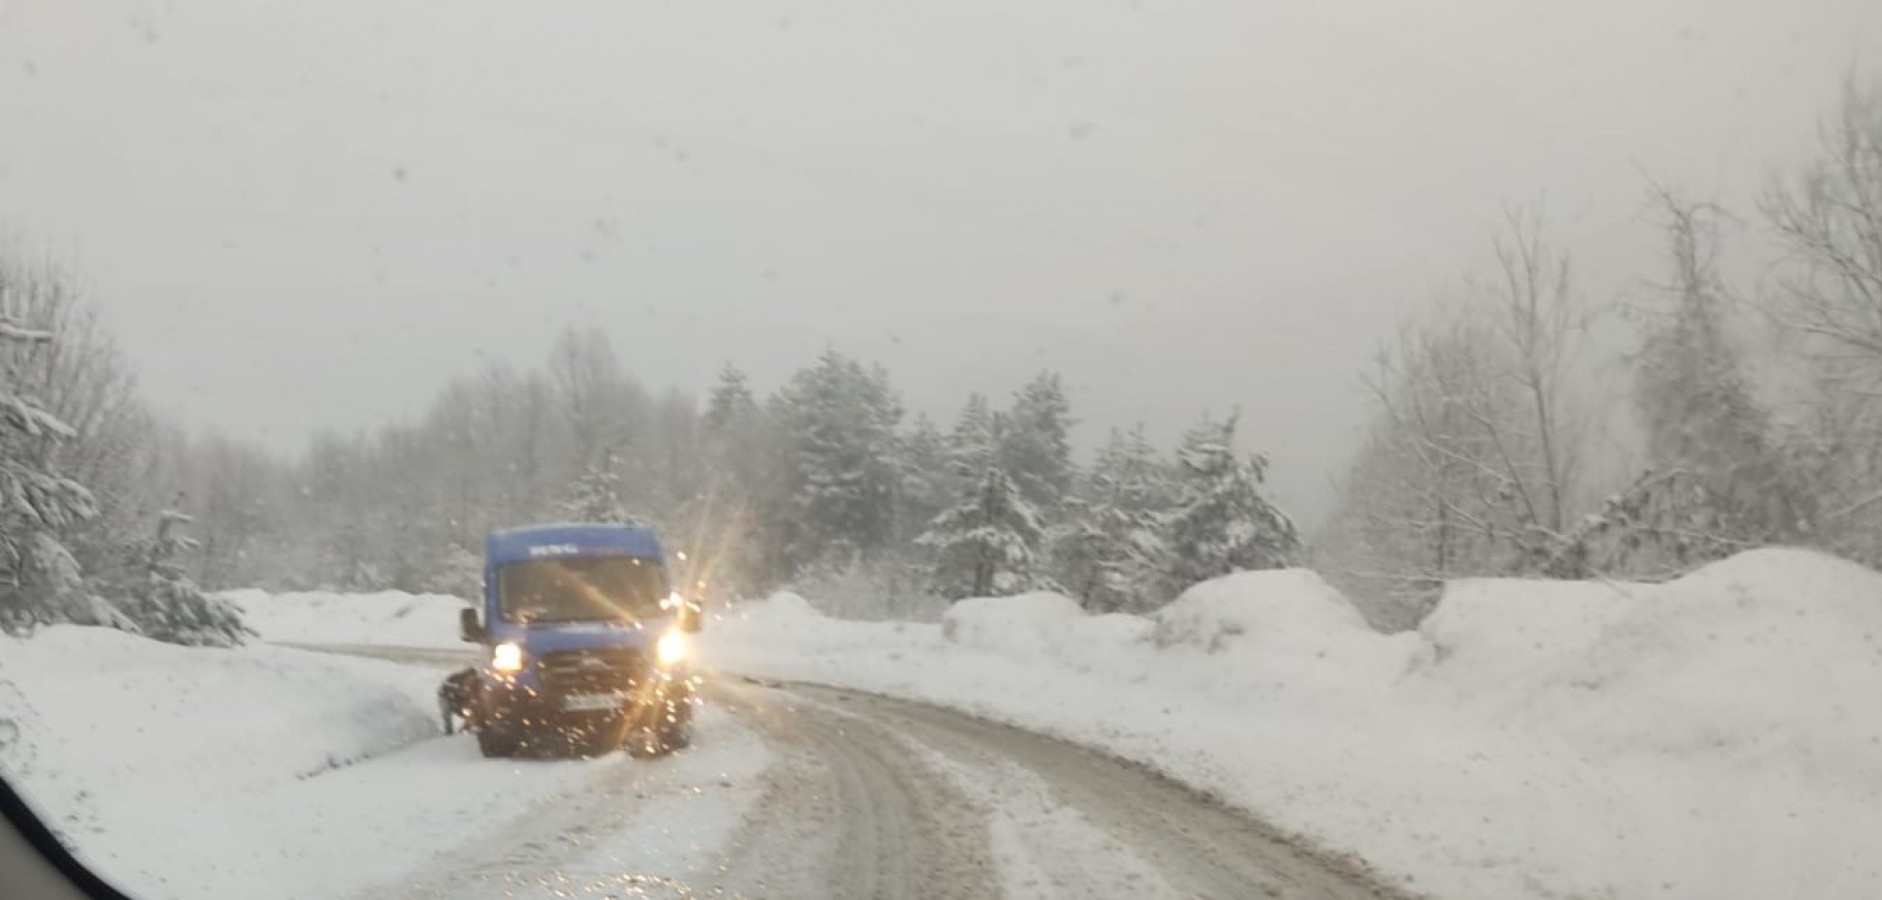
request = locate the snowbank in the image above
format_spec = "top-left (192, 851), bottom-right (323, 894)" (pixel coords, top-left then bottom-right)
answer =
top-left (1417, 550), bottom-right (1882, 778)
top-left (0, 625), bottom-right (442, 896)
top-left (0, 624), bottom-right (773, 900)
top-left (942, 592), bottom-right (1084, 652)
top-left (223, 588), bottom-right (469, 649)
top-left (702, 551), bottom-right (1882, 899)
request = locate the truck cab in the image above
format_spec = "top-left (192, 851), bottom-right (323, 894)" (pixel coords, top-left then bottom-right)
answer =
top-left (454, 523), bottom-right (700, 757)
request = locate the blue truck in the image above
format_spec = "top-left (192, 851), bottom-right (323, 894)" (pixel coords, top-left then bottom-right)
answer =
top-left (442, 523), bottom-right (700, 758)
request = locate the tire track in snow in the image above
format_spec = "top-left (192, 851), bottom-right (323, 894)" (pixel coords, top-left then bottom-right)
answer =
top-left (305, 646), bottom-right (1413, 899)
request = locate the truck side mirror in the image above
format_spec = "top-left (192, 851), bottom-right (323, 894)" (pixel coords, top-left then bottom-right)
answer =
top-left (459, 607), bottom-right (486, 643)
top-left (678, 600), bottom-right (702, 634)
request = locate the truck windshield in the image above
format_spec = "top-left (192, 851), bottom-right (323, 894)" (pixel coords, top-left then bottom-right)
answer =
top-left (497, 556), bottom-right (666, 624)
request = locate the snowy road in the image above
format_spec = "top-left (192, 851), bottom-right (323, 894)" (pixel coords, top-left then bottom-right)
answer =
top-left (303, 645), bottom-right (1409, 900)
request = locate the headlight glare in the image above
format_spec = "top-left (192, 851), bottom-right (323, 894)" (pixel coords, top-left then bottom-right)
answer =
top-left (491, 642), bottom-right (525, 672)
top-left (656, 630), bottom-right (688, 667)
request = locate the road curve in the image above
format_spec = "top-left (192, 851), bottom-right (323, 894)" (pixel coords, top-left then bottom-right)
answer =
top-left (728, 682), bottom-right (1411, 900)
top-left (305, 645), bottom-right (1413, 899)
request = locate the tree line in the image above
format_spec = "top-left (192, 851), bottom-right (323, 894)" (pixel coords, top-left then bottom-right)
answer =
top-left (1, 281), bottom-right (1301, 635)
top-left (1316, 78), bottom-right (1882, 629)
top-left (7, 74), bottom-right (1878, 642)
top-left (1, 262), bottom-right (246, 643)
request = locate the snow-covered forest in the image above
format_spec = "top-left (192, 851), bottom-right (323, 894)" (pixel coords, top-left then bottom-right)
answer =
top-left (1320, 80), bottom-right (1882, 627)
top-left (4, 76), bottom-right (1882, 639)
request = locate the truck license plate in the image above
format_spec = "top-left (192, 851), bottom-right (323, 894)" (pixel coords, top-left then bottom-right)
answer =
top-left (562, 692), bottom-right (625, 712)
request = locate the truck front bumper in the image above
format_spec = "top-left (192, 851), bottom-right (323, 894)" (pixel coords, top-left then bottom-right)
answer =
top-left (475, 673), bottom-right (692, 734)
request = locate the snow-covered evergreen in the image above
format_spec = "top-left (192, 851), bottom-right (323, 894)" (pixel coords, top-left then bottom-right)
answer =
top-left (0, 311), bottom-right (115, 633)
top-left (999, 372), bottom-right (1077, 515)
top-left (1161, 412), bottom-right (1299, 594)
top-left (1625, 195), bottom-right (1804, 569)
top-left (696, 364), bottom-right (786, 597)
top-left (560, 451), bottom-right (638, 524)
top-left (895, 413), bottom-right (952, 545)
top-left (113, 510), bottom-right (251, 647)
top-left (918, 411), bottom-right (1047, 599)
top-left (703, 364), bottom-right (759, 435)
top-left (772, 351), bottom-right (902, 573)
top-left (1055, 425), bottom-right (1170, 612)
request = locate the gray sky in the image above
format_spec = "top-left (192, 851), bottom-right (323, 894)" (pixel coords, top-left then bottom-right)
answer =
top-left (3, 0), bottom-right (1879, 525)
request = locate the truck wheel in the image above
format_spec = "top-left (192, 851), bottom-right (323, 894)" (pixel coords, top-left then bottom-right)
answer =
top-left (477, 725), bottom-right (520, 758)
top-left (650, 698), bottom-right (694, 755)
top-left (624, 727), bottom-right (666, 759)
top-left (663, 711), bottom-right (694, 751)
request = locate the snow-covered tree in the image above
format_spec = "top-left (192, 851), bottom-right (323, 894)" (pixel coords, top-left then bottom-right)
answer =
top-left (1055, 425), bottom-right (1169, 612)
top-left (1054, 425), bottom-right (1169, 611)
top-left (560, 450), bottom-right (637, 524)
top-left (1757, 79), bottom-right (1882, 567)
top-left (693, 364), bottom-right (787, 597)
top-left (703, 364), bottom-right (758, 434)
top-left (1161, 412), bottom-right (1298, 594)
top-left (772, 351), bottom-right (902, 573)
top-left (999, 372), bottom-right (1077, 515)
top-left (0, 305), bottom-right (88, 628)
top-left (918, 411), bottom-right (1047, 599)
top-left (114, 509), bottom-right (250, 647)
top-left (949, 393), bottom-right (992, 460)
top-left (548, 325), bottom-right (648, 472)
top-left (430, 543), bottom-right (483, 601)
top-left (1604, 189), bottom-right (1807, 572)
top-left (0, 305), bottom-right (120, 633)
top-left (895, 413), bottom-right (952, 545)
top-left (1314, 313), bottom-right (1524, 624)
top-left (1313, 208), bottom-right (1594, 624)
top-left (1763, 79), bottom-right (1882, 385)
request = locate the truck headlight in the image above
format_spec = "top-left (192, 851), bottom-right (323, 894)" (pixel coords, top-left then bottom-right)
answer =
top-left (656, 629), bottom-right (688, 667)
top-left (491, 642), bottom-right (525, 672)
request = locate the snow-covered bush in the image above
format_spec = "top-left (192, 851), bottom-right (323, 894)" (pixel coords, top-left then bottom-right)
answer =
top-left (111, 511), bottom-right (251, 647)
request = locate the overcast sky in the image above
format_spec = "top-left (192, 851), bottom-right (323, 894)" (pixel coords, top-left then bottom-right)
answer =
top-left (4, 0), bottom-right (1879, 525)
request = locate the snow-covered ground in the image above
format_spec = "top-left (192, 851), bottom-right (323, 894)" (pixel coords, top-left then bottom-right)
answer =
top-left (7, 552), bottom-right (1877, 898)
top-left (224, 589), bottom-right (470, 649)
top-left (698, 549), bottom-right (1882, 900)
top-left (0, 625), bottom-right (769, 899)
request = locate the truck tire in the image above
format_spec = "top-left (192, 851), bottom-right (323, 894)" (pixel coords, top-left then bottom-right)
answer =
top-left (630, 696), bottom-right (692, 758)
top-left (658, 699), bottom-right (694, 752)
top-left (477, 725), bottom-right (520, 758)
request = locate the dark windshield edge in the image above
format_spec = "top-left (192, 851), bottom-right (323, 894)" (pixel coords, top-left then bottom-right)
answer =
top-left (497, 555), bottom-right (668, 625)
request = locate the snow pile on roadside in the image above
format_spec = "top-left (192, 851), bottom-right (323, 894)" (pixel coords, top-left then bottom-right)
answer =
top-left (1418, 551), bottom-right (1882, 781)
top-left (702, 549), bottom-right (1882, 899)
top-left (1149, 569), bottom-right (1428, 701)
top-left (941, 592), bottom-right (1085, 654)
top-left (1, 623), bottom-right (776, 900)
top-left (223, 588), bottom-right (469, 649)
top-left (0, 626), bottom-right (441, 896)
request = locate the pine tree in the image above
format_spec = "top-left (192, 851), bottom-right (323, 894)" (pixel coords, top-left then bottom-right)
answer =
top-left (698, 364), bottom-right (783, 597)
top-left (999, 372), bottom-right (1077, 514)
top-left (1055, 425), bottom-right (1169, 612)
top-left (0, 313), bottom-right (117, 633)
top-left (116, 509), bottom-right (251, 647)
top-left (917, 412), bottom-right (1047, 599)
top-left (1162, 412), bottom-right (1299, 594)
top-left (949, 393), bottom-right (993, 466)
top-left (772, 351), bottom-right (902, 572)
top-left (560, 450), bottom-right (636, 524)
top-left (703, 364), bottom-right (758, 435)
top-left (431, 543), bottom-right (483, 600)
top-left (895, 413), bottom-right (952, 545)
top-left (1619, 192), bottom-right (1807, 571)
